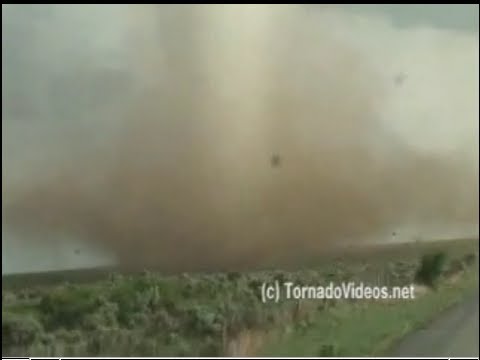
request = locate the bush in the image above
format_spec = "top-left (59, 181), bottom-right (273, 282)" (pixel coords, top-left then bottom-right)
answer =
top-left (2, 291), bottom-right (17, 306)
top-left (317, 342), bottom-right (339, 356)
top-left (415, 252), bottom-right (447, 288)
top-left (444, 258), bottom-right (465, 277)
top-left (462, 253), bottom-right (477, 267)
top-left (2, 312), bottom-right (43, 349)
top-left (39, 286), bottom-right (98, 329)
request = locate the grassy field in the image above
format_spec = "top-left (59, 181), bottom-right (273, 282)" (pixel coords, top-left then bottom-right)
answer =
top-left (2, 238), bottom-right (478, 357)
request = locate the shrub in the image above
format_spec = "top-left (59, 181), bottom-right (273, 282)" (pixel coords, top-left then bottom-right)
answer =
top-left (2, 291), bottom-right (17, 306)
top-left (2, 312), bottom-right (43, 349)
top-left (415, 252), bottom-right (447, 288)
top-left (318, 342), bottom-right (339, 356)
top-left (39, 286), bottom-right (98, 329)
top-left (107, 281), bottom-right (144, 326)
top-left (462, 253), bottom-right (477, 267)
top-left (186, 304), bottom-right (223, 336)
top-left (444, 258), bottom-right (465, 277)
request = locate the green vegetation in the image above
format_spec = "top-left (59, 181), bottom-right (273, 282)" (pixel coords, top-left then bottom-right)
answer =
top-left (260, 265), bottom-right (478, 357)
top-left (2, 239), bottom-right (478, 357)
top-left (415, 251), bottom-right (448, 287)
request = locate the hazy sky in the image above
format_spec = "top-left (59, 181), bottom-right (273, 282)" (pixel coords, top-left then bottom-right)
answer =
top-left (342, 4), bottom-right (479, 32)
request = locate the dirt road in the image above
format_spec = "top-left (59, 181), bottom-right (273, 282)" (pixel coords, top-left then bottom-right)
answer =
top-left (389, 289), bottom-right (479, 357)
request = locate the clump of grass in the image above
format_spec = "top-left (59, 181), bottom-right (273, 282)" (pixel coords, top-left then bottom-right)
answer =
top-left (317, 342), bottom-right (339, 356)
top-left (415, 252), bottom-right (447, 288)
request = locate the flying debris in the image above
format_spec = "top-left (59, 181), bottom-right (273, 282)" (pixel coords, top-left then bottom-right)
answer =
top-left (394, 72), bottom-right (407, 86)
top-left (270, 154), bottom-right (281, 168)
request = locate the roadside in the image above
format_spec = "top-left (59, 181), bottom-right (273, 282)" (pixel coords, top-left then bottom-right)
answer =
top-left (389, 289), bottom-right (479, 357)
top-left (259, 266), bottom-right (478, 357)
